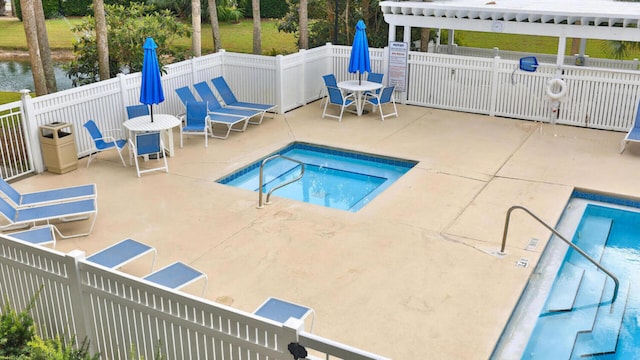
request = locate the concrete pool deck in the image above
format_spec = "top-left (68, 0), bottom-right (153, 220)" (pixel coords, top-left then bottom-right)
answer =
top-left (7, 103), bottom-right (640, 359)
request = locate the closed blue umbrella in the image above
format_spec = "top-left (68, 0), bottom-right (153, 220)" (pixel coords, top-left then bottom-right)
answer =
top-left (140, 37), bottom-right (165, 122)
top-left (348, 20), bottom-right (371, 85)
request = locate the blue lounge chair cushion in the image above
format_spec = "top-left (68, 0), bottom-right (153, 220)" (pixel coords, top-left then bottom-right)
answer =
top-left (87, 238), bottom-right (156, 269)
top-left (143, 261), bottom-right (207, 295)
top-left (9, 225), bottom-right (56, 246)
top-left (0, 178), bottom-right (96, 207)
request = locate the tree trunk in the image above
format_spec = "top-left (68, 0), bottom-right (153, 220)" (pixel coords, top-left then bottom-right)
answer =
top-left (20, 0), bottom-right (47, 95)
top-left (34, 0), bottom-right (56, 93)
top-left (192, 0), bottom-right (201, 57)
top-left (298, 0), bottom-right (308, 49)
top-left (252, 0), bottom-right (261, 54)
top-left (94, 0), bottom-right (110, 80)
top-left (207, 0), bottom-right (222, 52)
top-left (420, 28), bottom-right (430, 52)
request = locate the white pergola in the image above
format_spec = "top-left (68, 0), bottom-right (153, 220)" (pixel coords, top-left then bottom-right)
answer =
top-left (380, 0), bottom-right (640, 66)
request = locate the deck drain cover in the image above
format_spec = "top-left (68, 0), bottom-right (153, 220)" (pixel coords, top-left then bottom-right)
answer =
top-left (516, 258), bottom-right (529, 268)
top-left (525, 238), bottom-right (539, 251)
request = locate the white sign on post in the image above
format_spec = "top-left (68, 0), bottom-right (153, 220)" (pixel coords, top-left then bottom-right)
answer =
top-left (388, 42), bottom-right (409, 92)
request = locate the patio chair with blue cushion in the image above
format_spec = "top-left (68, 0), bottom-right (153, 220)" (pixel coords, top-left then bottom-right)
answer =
top-left (322, 86), bottom-right (357, 122)
top-left (364, 72), bottom-right (384, 97)
top-left (0, 196), bottom-right (97, 238)
top-left (7, 225), bottom-right (57, 248)
top-left (143, 261), bottom-right (208, 296)
top-left (620, 101), bottom-right (640, 154)
top-left (129, 132), bottom-right (168, 177)
top-left (364, 86), bottom-right (398, 121)
top-left (126, 104), bottom-right (150, 119)
top-left (86, 238), bottom-right (156, 271)
top-left (193, 82), bottom-right (262, 122)
top-left (0, 177), bottom-right (96, 208)
top-left (253, 297), bottom-right (315, 332)
top-left (319, 74), bottom-right (338, 108)
top-left (83, 120), bottom-right (127, 168)
top-left (181, 101), bottom-right (210, 147)
top-left (211, 76), bottom-right (276, 124)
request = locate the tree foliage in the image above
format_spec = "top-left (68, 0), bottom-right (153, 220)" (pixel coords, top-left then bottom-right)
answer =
top-left (64, 3), bottom-right (191, 86)
top-left (277, 0), bottom-right (388, 49)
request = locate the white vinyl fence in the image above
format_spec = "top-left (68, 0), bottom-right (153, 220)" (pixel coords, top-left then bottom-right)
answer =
top-left (5, 43), bottom-right (640, 176)
top-left (0, 235), bottom-right (390, 360)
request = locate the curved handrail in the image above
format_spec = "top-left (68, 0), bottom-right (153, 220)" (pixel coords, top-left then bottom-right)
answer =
top-left (257, 155), bottom-right (305, 209)
top-left (500, 205), bottom-right (619, 303)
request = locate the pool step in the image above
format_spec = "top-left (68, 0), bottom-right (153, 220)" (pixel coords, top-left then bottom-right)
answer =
top-left (567, 217), bottom-right (613, 265)
top-left (570, 281), bottom-right (631, 359)
top-left (545, 217), bottom-right (612, 313)
top-left (527, 272), bottom-right (607, 360)
top-left (546, 262), bottom-right (585, 312)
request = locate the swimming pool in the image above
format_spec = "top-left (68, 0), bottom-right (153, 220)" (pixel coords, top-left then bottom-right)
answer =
top-left (492, 191), bottom-right (640, 359)
top-left (216, 142), bottom-right (416, 212)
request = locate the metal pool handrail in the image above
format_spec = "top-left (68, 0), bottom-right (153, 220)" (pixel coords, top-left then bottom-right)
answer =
top-left (500, 205), bottom-right (619, 304)
top-left (257, 155), bottom-right (305, 209)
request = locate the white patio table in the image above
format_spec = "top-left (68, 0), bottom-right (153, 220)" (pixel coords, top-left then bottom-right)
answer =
top-left (337, 80), bottom-right (383, 116)
top-left (123, 114), bottom-right (181, 157)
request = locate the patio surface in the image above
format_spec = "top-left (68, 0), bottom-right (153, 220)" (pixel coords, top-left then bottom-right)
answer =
top-left (8, 102), bottom-right (640, 359)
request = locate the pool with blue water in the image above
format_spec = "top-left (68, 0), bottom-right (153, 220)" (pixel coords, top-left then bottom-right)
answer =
top-left (492, 191), bottom-right (640, 359)
top-left (217, 142), bottom-right (417, 212)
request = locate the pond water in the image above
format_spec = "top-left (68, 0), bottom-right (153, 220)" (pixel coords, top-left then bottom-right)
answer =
top-left (0, 60), bottom-right (74, 92)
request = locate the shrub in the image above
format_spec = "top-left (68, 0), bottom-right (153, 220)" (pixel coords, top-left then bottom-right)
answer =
top-left (0, 290), bottom-right (39, 357)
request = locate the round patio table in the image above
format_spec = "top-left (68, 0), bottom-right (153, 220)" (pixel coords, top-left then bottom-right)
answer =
top-left (337, 80), bottom-right (383, 116)
top-left (123, 114), bottom-right (181, 157)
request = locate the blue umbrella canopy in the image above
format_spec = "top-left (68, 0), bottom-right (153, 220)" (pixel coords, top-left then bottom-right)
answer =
top-left (140, 37), bottom-right (165, 122)
top-left (348, 20), bottom-right (371, 85)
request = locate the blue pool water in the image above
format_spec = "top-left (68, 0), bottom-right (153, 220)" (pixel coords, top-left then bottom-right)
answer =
top-left (217, 142), bottom-right (416, 212)
top-left (492, 192), bottom-right (640, 359)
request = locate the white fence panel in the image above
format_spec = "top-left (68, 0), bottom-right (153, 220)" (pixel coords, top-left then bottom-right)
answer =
top-left (559, 67), bottom-right (640, 130)
top-left (219, 52), bottom-right (278, 106)
top-left (0, 236), bottom-right (88, 345)
top-left (407, 52), bottom-right (494, 114)
top-left (304, 46), bottom-right (334, 105)
top-left (281, 51), bottom-right (307, 111)
top-left (78, 261), bottom-right (288, 359)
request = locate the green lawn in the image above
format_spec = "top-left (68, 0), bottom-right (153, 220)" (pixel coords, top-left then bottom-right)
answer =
top-left (0, 18), bottom-right (298, 55)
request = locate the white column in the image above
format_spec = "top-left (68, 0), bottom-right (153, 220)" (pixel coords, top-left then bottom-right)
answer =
top-left (403, 26), bottom-right (411, 46)
top-left (388, 24), bottom-right (396, 45)
top-left (556, 36), bottom-right (567, 69)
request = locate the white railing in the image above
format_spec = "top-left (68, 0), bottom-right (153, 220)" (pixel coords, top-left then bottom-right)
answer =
top-left (0, 99), bottom-right (34, 179)
top-left (0, 234), bottom-right (390, 360)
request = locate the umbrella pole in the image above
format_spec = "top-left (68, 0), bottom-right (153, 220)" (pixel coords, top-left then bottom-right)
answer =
top-left (359, 72), bottom-right (362, 85)
top-left (150, 105), bottom-right (154, 122)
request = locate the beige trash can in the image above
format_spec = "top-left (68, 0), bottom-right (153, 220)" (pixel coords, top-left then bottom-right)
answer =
top-left (40, 122), bottom-right (78, 174)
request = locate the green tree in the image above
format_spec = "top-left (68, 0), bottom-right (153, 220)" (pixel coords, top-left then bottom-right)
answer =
top-left (65, 3), bottom-right (191, 86)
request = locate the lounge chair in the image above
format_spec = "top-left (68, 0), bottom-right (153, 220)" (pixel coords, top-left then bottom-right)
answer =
top-left (364, 86), bottom-right (398, 121)
top-left (0, 177), bottom-right (96, 208)
top-left (126, 104), bottom-right (150, 119)
top-left (175, 88), bottom-right (250, 140)
top-left (322, 86), bottom-right (357, 122)
top-left (129, 132), bottom-right (169, 177)
top-left (253, 297), bottom-right (315, 332)
top-left (143, 261), bottom-right (208, 296)
top-left (86, 238), bottom-right (157, 270)
top-left (620, 101), bottom-right (640, 154)
top-left (192, 82), bottom-right (262, 122)
top-left (211, 76), bottom-right (276, 124)
top-left (0, 196), bottom-right (97, 238)
top-left (83, 120), bottom-right (128, 168)
top-left (7, 225), bottom-right (57, 247)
